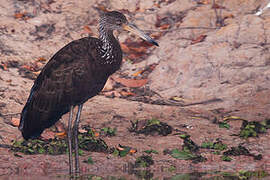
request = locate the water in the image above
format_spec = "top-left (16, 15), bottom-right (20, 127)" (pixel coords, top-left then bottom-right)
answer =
top-left (1, 170), bottom-right (269, 180)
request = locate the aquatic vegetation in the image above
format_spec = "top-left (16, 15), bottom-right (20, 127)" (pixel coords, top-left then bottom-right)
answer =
top-left (201, 139), bottom-right (227, 151)
top-left (129, 118), bottom-right (172, 136)
top-left (100, 127), bottom-right (117, 136)
top-left (240, 119), bottom-right (270, 138)
top-left (218, 121), bottom-right (230, 129)
top-left (83, 156), bottom-right (94, 164)
top-left (223, 145), bottom-right (262, 160)
top-left (144, 149), bottom-right (158, 154)
top-left (11, 125), bottom-right (109, 155)
top-left (112, 144), bottom-right (136, 157)
top-left (168, 135), bottom-right (207, 163)
top-left (135, 155), bottom-right (154, 168)
top-left (11, 138), bottom-right (67, 155)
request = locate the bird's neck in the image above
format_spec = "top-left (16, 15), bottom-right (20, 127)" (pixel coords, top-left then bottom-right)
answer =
top-left (98, 16), bottom-right (119, 48)
top-left (99, 26), bottom-right (114, 50)
top-left (98, 23), bottom-right (120, 64)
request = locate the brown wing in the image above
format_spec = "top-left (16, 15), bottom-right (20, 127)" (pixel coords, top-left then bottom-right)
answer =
top-left (19, 37), bottom-right (108, 139)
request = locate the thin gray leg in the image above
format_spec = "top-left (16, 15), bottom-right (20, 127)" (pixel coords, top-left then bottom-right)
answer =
top-left (74, 104), bottom-right (83, 174)
top-left (68, 105), bottom-right (74, 175)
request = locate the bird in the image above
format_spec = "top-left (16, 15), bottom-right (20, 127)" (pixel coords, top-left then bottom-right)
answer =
top-left (18, 10), bottom-right (158, 175)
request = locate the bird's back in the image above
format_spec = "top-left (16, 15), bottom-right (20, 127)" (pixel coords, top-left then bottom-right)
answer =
top-left (19, 36), bottom-right (122, 139)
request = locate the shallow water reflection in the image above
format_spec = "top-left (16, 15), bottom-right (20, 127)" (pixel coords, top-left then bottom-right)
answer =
top-left (2, 170), bottom-right (269, 180)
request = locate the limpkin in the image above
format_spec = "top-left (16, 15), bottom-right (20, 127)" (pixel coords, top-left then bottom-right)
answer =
top-left (19, 11), bottom-right (158, 174)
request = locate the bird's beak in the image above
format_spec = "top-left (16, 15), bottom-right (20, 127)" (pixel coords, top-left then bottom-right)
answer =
top-left (122, 23), bottom-right (159, 46)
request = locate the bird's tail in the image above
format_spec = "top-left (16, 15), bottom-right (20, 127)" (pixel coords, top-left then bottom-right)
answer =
top-left (19, 100), bottom-right (69, 140)
top-left (19, 103), bottom-right (43, 140)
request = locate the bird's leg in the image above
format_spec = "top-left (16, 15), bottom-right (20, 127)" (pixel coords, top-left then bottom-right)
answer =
top-left (68, 105), bottom-right (74, 175)
top-left (74, 104), bottom-right (83, 174)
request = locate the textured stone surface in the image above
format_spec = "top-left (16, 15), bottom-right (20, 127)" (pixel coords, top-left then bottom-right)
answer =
top-left (149, 1), bottom-right (270, 121)
top-left (0, 0), bottom-right (97, 62)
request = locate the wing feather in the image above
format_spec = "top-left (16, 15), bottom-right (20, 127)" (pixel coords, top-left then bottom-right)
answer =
top-left (19, 37), bottom-right (107, 139)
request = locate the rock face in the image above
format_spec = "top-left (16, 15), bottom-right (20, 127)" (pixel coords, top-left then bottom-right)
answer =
top-left (149, 1), bottom-right (270, 121)
top-left (0, 0), bottom-right (98, 62)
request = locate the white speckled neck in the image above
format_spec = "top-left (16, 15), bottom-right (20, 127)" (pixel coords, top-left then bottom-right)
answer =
top-left (98, 17), bottom-right (117, 64)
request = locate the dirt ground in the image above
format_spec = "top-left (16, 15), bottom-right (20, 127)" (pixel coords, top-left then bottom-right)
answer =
top-left (1, 0), bottom-right (270, 179)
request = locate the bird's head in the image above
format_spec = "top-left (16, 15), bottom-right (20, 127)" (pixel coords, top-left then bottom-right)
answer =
top-left (100, 11), bottom-right (159, 46)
